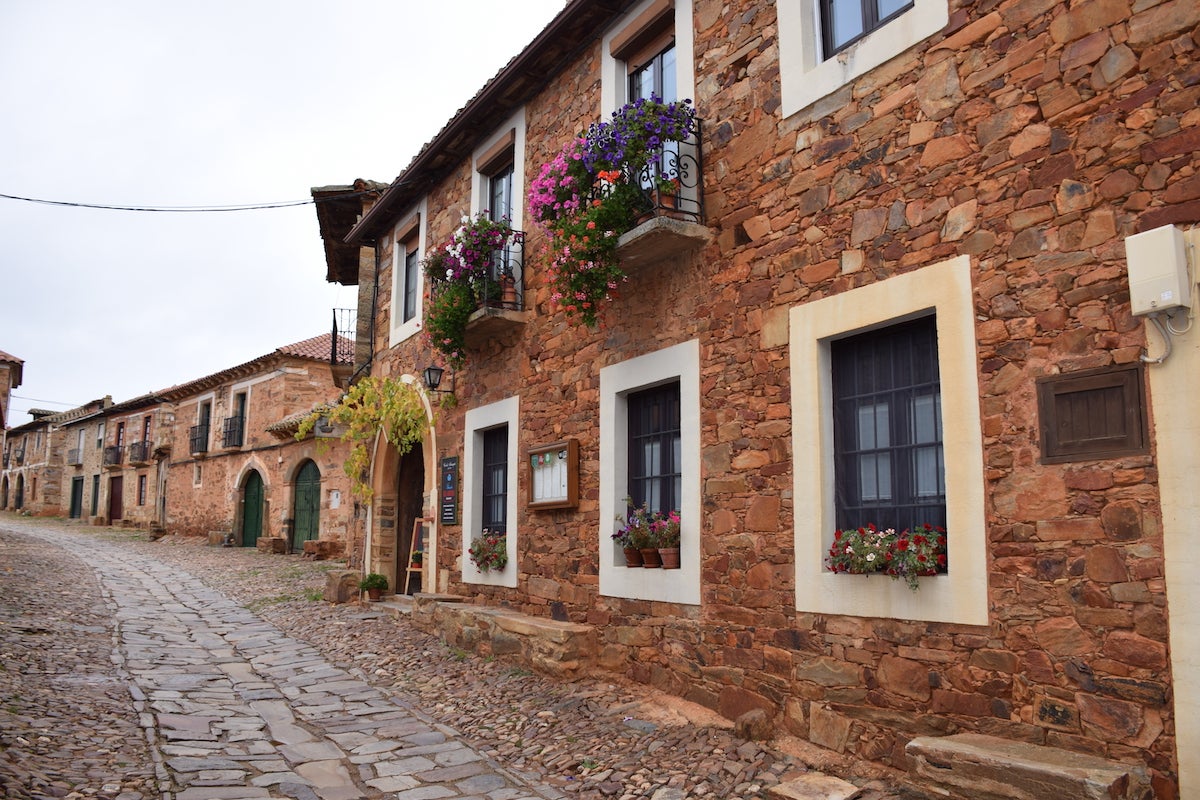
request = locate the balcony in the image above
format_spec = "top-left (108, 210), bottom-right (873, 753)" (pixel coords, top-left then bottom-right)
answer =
top-left (189, 423), bottom-right (210, 457)
top-left (13, 448), bottom-right (25, 466)
top-left (614, 121), bottom-right (711, 268)
top-left (128, 440), bottom-right (152, 465)
top-left (103, 445), bottom-right (123, 469)
top-left (222, 417), bottom-right (245, 449)
top-left (67, 448), bottom-right (83, 466)
top-left (461, 232), bottom-right (530, 348)
top-left (2, 453), bottom-right (8, 469)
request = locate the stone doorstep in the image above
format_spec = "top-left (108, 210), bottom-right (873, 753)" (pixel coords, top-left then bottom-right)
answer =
top-left (905, 733), bottom-right (1151, 800)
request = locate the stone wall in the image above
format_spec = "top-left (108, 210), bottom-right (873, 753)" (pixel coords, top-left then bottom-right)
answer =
top-left (360, 0), bottom-right (1198, 793)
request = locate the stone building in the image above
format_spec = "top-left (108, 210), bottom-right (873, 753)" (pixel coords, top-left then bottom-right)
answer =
top-left (349, 0), bottom-right (1197, 794)
top-left (155, 333), bottom-right (357, 555)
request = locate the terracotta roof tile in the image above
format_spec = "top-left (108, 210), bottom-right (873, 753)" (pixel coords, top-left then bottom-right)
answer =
top-left (277, 333), bottom-right (353, 365)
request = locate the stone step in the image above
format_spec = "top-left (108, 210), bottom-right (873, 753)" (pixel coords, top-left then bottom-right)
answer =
top-left (767, 773), bottom-right (862, 799)
top-left (905, 733), bottom-right (1151, 800)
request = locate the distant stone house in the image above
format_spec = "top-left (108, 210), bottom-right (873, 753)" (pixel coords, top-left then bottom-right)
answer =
top-left (1, 397), bottom-right (111, 516)
top-left (92, 393), bottom-right (170, 529)
top-left (154, 333), bottom-right (357, 554)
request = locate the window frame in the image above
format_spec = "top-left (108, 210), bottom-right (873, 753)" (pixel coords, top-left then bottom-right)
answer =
top-left (791, 255), bottom-right (986, 624)
top-left (626, 381), bottom-right (682, 516)
top-left (389, 204), bottom-right (426, 347)
top-left (601, 0), bottom-right (695, 119)
top-left (463, 396), bottom-right (519, 587)
top-left (776, 0), bottom-right (947, 118)
top-left (473, 115), bottom-right (525, 234)
top-left (599, 339), bottom-right (700, 604)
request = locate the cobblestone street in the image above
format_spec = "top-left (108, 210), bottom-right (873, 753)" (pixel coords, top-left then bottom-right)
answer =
top-left (0, 515), bottom-right (900, 800)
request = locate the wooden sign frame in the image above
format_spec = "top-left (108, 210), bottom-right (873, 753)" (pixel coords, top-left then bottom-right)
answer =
top-left (527, 438), bottom-right (579, 510)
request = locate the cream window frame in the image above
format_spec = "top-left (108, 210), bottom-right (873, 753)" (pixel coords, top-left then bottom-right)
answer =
top-left (790, 255), bottom-right (987, 624)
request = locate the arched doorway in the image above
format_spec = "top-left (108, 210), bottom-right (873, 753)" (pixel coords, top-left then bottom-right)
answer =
top-left (1, 476), bottom-right (8, 509)
top-left (241, 470), bottom-right (264, 548)
top-left (395, 443), bottom-right (425, 594)
top-left (293, 460), bottom-right (321, 551)
top-left (14, 475), bottom-right (25, 510)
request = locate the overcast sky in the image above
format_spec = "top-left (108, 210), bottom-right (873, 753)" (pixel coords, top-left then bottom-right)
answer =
top-left (0, 0), bottom-right (567, 426)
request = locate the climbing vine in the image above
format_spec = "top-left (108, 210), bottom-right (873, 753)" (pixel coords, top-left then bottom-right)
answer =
top-left (296, 376), bottom-right (428, 502)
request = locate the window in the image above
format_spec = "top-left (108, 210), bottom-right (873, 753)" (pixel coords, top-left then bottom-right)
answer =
top-left (402, 241), bottom-right (420, 324)
top-left (777, 0), bottom-right (947, 118)
top-left (142, 415), bottom-right (152, 444)
top-left (463, 397), bottom-right (519, 587)
top-left (90, 474), bottom-right (100, 516)
top-left (821, 0), bottom-right (914, 56)
top-left (791, 255), bottom-right (986, 624)
top-left (604, 0), bottom-right (693, 114)
top-left (191, 400), bottom-right (212, 454)
top-left (115, 421), bottom-right (125, 448)
top-left (389, 207), bottom-right (424, 346)
top-left (600, 340), bottom-right (701, 605)
top-left (224, 391), bottom-right (247, 448)
top-left (482, 426), bottom-right (508, 533)
top-left (1037, 366), bottom-right (1148, 463)
top-left (137, 474), bottom-right (147, 506)
top-left (627, 383), bottom-right (681, 515)
top-left (96, 422), bottom-right (104, 449)
top-left (831, 316), bottom-right (944, 533)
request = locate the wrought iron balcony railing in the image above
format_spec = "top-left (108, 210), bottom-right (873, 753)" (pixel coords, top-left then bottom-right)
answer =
top-left (2, 453), bottom-right (9, 469)
top-left (67, 448), bottom-right (83, 466)
top-left (128, 440), bottom-right (152, 465)
top-left (331, 308), bottom-right (355, 365)
top-left (222, 416), bottom-right (245, 448)
top-left (189, 423), bottom-right (210, 456)
top-left (102, 445), bottom-right (123, 468)
top-left (13, 448), bottom-right (25, 466)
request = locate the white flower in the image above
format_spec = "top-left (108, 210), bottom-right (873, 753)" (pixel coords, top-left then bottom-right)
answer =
top-left (866, 553), bottom-right (876, 562)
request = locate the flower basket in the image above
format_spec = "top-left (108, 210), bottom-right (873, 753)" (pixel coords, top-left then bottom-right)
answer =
top-left (827, 523), bottom-right (947, 590)
top-left (469, 529), bottom-right (508, 573)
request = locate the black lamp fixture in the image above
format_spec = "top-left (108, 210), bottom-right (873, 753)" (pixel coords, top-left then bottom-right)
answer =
top-left (423, 365), bottom-right (453, 394)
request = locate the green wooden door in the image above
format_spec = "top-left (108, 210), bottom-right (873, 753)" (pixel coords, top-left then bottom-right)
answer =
top-left (242, 470), bottom-right (264, 548)
top-left (293, 460), bottom-right (321, 549)
top-left (69, 476), bottom-right (84, 519)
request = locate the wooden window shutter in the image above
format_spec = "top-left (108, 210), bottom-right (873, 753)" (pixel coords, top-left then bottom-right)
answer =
top-left (1037, 365), bottom-right (1148, 463)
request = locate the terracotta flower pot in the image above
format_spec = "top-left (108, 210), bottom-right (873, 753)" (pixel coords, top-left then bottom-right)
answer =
top-left (624, 546), bottom-right (644, 567)
top-left (640, 547), bottom-right (662, 568)
top-left (658, 547), bottom-right (680, 569)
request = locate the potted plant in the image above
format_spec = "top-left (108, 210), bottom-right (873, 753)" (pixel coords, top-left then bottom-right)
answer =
top-left (614, 499), bottom-right (653, 567)
top-left (359, 572), bottom-right (388, 601)
top-left (654, 509), bottom-right (682, 569)
top-left (469, 529), bottom-right (508, 573)
top-left (826, 523), bottom-right (947, 591)
top-left (410, 550), bottom-right (423, 569)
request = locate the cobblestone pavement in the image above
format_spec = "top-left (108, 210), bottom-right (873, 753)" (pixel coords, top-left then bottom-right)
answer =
top-left (0, 516), bottom-right (903, 800)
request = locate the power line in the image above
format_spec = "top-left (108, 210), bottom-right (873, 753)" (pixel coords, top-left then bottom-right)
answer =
top-left (0, 186), bottom-right (383, 213)
top-left (10, 394), bottom-right (82, 407)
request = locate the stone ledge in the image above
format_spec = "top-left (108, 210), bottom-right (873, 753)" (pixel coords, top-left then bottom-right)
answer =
top-left (905, 733), bottom-right (1151, 800)
top-left (408, 594), bottom-right (596, 678)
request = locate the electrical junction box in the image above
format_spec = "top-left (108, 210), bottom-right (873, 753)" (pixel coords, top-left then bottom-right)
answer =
top-left (1125, 224), bottom-right (1191, 317)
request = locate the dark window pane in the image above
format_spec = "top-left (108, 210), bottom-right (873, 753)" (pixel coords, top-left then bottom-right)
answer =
top-left (482, 426), bottom-right (508, 532)
top-left (831, 316), bottom-right (944, 533)
top-left (627, 382), bottom-right (681, 515)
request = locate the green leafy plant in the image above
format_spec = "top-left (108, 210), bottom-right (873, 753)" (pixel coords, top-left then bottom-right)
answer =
top-left (424, 279), bottom-right (477, 370)
top-left (296, 376), bottom-right (428, 503)
top-left (358, 572), bottom-right (388, 591)
top-left (468, 529), bottom-right (508, 572)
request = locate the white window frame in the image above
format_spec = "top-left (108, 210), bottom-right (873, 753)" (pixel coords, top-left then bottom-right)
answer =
top-left (790, 255), bottom-right (987, 624)
top-left (600, 0), bottom-right (696, 116)
top-left (777, 0), bottom-right (947, 119)
top-left (389, 200), bottom-right (428, 347)
top-left (472, 111), bottom-right (526, 233)
top-left (463, 396), bottom-right (519, 588)
top-left (599, 339), bottom-right (701, 605)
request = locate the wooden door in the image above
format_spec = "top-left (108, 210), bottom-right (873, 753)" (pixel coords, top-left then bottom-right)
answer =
top-left (293, 460), bottom-right (320, 549)
top-left (108, 475), bottom-right (123, 522)
top-left (241, 470), bottom-right (264, 547)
